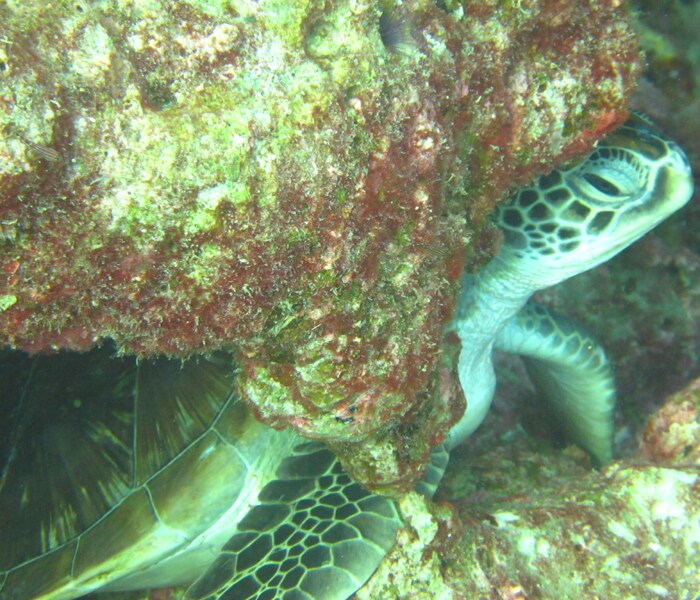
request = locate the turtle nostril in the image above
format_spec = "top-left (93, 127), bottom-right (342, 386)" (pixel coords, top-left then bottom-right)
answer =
top-left (667, 142), bottom-right (692, 175)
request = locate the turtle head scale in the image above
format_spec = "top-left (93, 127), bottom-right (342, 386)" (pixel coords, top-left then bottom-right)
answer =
top-left (495, 112), bottom-right (694, 289)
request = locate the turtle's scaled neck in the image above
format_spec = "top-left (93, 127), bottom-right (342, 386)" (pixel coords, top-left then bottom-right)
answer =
top-left (446, 252), bottom-right (542, 450)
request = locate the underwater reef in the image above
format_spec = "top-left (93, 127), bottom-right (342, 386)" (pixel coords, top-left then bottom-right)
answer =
top-left (355, 1), bottom-right (700, 596)
top-left (3, 1), bottom-right (700, 598)
top-left (359, 380), bottom-right (700, 598)
top-left (0, 0), bottom-right (640, 490)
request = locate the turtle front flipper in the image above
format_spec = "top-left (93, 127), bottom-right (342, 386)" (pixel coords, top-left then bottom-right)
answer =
top-left (494, 302), bottom-right (616, 466)
top-left (186, 441), bottom-right (400, 600)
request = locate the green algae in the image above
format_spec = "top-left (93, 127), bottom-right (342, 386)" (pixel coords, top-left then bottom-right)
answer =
top-left (0, 294), bottom-right (17, 311)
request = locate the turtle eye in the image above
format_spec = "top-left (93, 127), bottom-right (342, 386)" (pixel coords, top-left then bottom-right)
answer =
top-left (582, 173), bottom-right (622, 196)
top-left (577, 148), bottom-right (646, 200)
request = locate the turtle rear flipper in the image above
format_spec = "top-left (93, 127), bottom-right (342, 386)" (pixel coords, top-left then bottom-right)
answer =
top-left (495, 302), bottom-right (616, 467)
top-left (186, 442), bottom-right (400, 600)
top-left (414, 443), bottom-right (450, 499)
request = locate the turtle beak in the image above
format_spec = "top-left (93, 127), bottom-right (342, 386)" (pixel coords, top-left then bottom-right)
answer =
top-left (656, 147), bottom-right (694, 215)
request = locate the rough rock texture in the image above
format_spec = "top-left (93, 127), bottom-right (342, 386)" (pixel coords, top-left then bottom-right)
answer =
top-left (641, 376), bottom-right (700, 466)
top-left (0, 0), bottom-right (640, 489)
top-left (360, 381), bottom-right (700, 598)
top-left (630, 0), bottom-right (700, 174)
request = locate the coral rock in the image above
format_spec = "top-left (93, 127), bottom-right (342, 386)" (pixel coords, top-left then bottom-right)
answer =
top-left (362, 430), bottom-right (700, 598)
top-left (0, 0), bottom-right (639, 489)
top-left (642, 377), bottom-right (700, 465)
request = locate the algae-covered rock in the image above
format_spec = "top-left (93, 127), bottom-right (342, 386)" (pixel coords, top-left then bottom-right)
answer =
top-left (361, 388), bottom-right (700, 598)
top-left (630, 0), bottom-right (700, 171)
top-left (642, 376), bottom-right (700, 465)
top-left (0, 0), bottom-right (640, 489)
top-left (445, 464), bottom-right (700, 598)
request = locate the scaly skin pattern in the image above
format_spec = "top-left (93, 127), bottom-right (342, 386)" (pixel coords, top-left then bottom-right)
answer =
top-left (359, 116), bottom-right (698, 597)
top-left (0, 1), bottom-right (640, 490)
top-left (361, 436), bottom-right (700, 599)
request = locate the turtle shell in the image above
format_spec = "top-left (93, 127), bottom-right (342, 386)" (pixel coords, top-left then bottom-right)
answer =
top-left (0, 346), bottom-right (299, 599)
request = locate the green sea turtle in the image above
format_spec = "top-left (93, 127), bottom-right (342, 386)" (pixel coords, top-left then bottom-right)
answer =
top-left (0, 114), bottom-right (693, 599)
top-left (0, 349), bottom-right (401, 600)
top-left (445, 113), bottom-right (694, 464)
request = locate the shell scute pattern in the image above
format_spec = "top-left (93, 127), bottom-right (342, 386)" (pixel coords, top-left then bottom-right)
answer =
top-left (188, 444), bottom-right (399, 600)
top-left (0, 349), bottom-right (300, 599)
top-left (1, 348), bottom-right (401, 600)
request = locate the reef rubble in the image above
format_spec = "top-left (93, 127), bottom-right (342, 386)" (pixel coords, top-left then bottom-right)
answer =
top-left (360, 378), bottom-right (700, 599)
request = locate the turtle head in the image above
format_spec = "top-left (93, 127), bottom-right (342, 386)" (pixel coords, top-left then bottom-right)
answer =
top-left (495, 114), bottom-right (694, 287)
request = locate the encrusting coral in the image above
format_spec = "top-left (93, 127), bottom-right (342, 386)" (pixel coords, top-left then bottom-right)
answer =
top-left (4, 2), bottom-right (697, 598)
